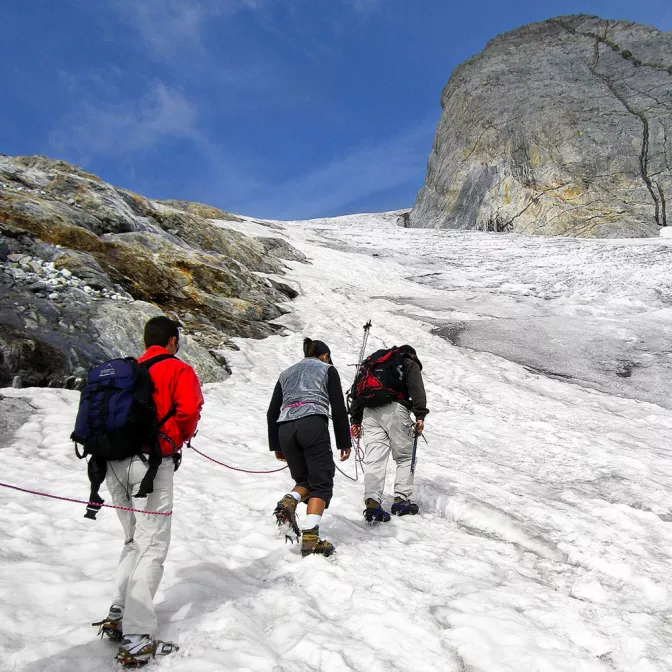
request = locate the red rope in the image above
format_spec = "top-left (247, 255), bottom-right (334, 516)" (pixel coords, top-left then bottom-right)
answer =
top-left (0, 481), bottom-right (172, 516)
top-left (188, 444), bottom-right (289, 473)
top-left (1, 442), bottom-right (350, 518)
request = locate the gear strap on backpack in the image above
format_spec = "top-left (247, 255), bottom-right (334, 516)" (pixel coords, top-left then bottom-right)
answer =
top-left (133, 402), bottom-right (177, 499)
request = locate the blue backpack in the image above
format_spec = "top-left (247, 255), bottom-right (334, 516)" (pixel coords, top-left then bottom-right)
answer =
top-left (72, 354), bottom-right (175, 519)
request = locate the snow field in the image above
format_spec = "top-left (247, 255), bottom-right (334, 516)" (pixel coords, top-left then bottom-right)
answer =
top-left (2, 213), bottom-right (672, 671)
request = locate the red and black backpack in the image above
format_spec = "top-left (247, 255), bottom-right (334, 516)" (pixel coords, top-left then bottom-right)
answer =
top-left (349, 346), bottom-right (412, 409)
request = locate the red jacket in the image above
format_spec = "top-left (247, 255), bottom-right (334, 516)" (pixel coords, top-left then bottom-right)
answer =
top-left (139, 346), bottom-right (204, 456)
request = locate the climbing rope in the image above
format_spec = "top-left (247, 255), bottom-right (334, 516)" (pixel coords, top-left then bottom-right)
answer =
top-left (335, 437), bottom-right (366, 482)
top-left (0, 481), bottom-right (172, 516)
top-left (0, 439), bottom-right (369, 518)
top-left (188, 443), bottom-right (289, 474)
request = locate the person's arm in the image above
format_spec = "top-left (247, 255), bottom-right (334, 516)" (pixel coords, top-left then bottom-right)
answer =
top-left (267, 380), bottom-right (283, 453)
top-left (173, 366), bottom-right (204, 441)
top-left (327, 367), bottom-right (352, 451)
top-left (404, 359), bottom-right (429, 420)
top-left (349, 392), bottom-right (363, 426)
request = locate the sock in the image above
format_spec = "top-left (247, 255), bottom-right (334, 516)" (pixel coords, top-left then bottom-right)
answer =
top-left (303, 514), bottom-right (322, 530)
top-left (289, 491), bottom-right (301, 503)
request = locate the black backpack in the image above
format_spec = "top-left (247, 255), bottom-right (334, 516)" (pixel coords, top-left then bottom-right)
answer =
top-left (349, 346), bottom-right (409, 409)
top-left (71, 354), bottom-right (175, 519)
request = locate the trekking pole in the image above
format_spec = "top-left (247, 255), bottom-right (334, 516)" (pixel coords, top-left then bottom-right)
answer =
top-left (357, 320), bottom-right (372, 369)
top-left (347, 320), bottom-right (372, 412)
top-left (410, 425), bottom-right (420, 475)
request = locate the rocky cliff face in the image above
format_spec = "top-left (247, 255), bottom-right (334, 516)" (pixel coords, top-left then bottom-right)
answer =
top-left (0, 155), bottom-right (305, 387)
top-left (409, 15), bottom-right (672, 237)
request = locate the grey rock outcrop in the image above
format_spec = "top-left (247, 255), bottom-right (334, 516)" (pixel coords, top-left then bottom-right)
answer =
top-left (0, 394), bottom-right (34, 446)
top-left (0, 155), bottom-right (305, 386)
top-left (410, 15), bottom-right (672, 237)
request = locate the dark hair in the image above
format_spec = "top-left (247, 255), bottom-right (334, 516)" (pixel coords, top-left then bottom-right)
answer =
top-left (303, 337), bottom-right (317, 358)
top-left (303, 337), bottom-right (332, 364)
top-left (144, 316), bottom-right (179, 348)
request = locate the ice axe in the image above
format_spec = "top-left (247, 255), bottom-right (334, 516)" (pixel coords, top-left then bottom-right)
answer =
top-left (410, 424), bottom-right (420, 475)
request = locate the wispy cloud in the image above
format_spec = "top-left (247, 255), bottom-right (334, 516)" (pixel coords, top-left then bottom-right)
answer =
top-left (49, 77), bottom-right (259, 196)
top-left (50, 82), bottom-right (198, 159)
top-left (246, 116), bottom-right (437, 219)
top-left (50, 1), bottom-right (406, 218)
top-left (110, 0), bottom-right (264, 59)
top-left (108, 0), bottom-right (384, 60)
top-left (344, 0), bottom-right (383, 15)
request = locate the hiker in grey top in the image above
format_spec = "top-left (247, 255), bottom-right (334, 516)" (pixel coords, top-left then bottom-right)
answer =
top-left (349, 345), bottom-right (428, 522)
top-left (267, 338), bottom-right (351, 557)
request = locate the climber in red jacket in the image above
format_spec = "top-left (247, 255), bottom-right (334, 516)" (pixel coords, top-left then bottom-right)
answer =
top-left (97, 316), bottom-right (203, 667)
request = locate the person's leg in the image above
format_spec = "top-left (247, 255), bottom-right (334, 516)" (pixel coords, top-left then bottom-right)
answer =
top-left (362, 406), bottom-right (392, 506)
top-left (275, 421), bottom-right (310, 534)
top-left (300, 418), bottom-right (334, 512)
top-left (105, 458), bottom-right (137, 614)
top-left (119, 457), bottom-right (174, 638)
top-left (390, 404), bottom-right (416, 500)
top-left (296, 416), bottom-right (335, 556)
top-left (278, 421), bottom-right (310, 494)
top-left (389, 405), bottom-right (420, 515)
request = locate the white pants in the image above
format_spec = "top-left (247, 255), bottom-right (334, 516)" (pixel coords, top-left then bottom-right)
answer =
top-left (362, 402), bottom-right (416, 504)
top-left (106, 456), bottom-right (174, 637)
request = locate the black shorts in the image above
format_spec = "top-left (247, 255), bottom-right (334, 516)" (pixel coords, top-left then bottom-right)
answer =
top-left (278, 415), bottom-right (336, 506)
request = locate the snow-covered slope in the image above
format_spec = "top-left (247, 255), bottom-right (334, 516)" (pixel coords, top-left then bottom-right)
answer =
top-left (2, 214), bottom-right (672, 671)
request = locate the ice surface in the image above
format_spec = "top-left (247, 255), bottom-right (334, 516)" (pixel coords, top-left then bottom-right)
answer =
top-left (1, 214), bottom-right (672, 671)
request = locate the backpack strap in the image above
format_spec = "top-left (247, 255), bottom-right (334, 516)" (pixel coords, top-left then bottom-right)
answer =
top-left (140, 353), bottom-right (176, 369)
top-left (134, 354), bottom-right (177, 499)
top-left (157, 405), bottom-right (177, 429)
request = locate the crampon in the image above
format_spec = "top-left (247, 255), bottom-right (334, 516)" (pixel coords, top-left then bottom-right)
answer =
top-left (115, 638), bottom-right (178, 668)
top-left (92, 616), bottom-right (123, 642)
top-left (274, 494), bottom-right (301, 543)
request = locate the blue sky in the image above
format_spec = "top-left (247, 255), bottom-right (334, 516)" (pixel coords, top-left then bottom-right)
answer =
top-left (2, 1), bottom-right (671, 219)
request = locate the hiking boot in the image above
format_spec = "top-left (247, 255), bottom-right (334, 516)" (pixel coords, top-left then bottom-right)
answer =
top-left (391, 497), bottom-right (419, 516)
top-left (363, 499), bottom-right (391, 523)
top-left (274, 494), bottom-right (301, 539)
top-left (301, 525), bottom-right (335, 557)
top-left (92, 604), bottom-right (123, 642)
top-left (115, 635), bottom-right (179, 668)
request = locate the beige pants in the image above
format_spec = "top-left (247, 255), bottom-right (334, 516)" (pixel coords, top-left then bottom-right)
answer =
top-left (362, 402), bottom-right (416, 504)
top-left (106, 456), bottom-right (174, 637)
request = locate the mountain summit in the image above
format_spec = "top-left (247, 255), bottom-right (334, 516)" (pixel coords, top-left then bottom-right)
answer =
top-left (409, 15), bottom-right (672, 237)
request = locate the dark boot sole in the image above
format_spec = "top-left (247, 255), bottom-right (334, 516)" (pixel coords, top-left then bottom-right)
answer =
top-left (301, 547), bottom-right (335, 558)
top-left (363, 510), bottom-right (391, 523)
